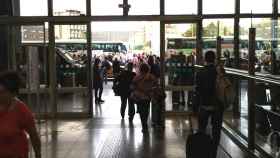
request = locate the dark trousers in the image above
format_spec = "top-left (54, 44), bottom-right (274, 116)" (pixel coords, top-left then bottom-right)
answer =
top-left (137, 100), bottom-right (150, 130)
top-left (94, 85), bottom-right (103, 101)
top-left (151, 100), bottom-right (164, 126)
top-left (120, 95), bottom-right (135, 119)
top-left (198, 107), bottom-right (224, 158)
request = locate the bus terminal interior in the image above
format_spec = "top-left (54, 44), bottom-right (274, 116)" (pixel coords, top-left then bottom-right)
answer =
top-left (1, 0), bottom-right (280, 158)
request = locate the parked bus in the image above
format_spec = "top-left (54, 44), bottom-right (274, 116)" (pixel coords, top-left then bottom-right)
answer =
top-left (166, 37), bottom-right (271, 59)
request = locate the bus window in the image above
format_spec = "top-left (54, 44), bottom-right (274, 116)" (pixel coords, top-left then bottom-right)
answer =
top-left (167, 40), bottom-right (176, 49)
top-left (203, 40), bottom-right (216, 49)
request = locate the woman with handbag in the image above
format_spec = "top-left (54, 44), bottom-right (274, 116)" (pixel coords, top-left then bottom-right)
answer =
top-left (131, 63), bottom-right (157, 133)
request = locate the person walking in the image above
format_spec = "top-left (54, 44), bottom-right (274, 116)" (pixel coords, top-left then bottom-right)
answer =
top-left (117, 63), bottom-right (136, 122)
top-left (196, 51), bottom-right (224, 158)
top-left (113, 57), bottom-right (121, 77)
top-left (0, 71), bottom-right (41, 158)
top-left (93, 58), bottom-right (105, 104)
top-left (131, 63), bottom-right (157, 133)
top-left (147, 56), bottom-right (161, 126)
top-left (102, 56), bottom-right (111, 85)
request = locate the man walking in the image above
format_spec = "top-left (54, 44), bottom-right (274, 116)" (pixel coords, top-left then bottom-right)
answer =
top-left (196, 51), bottom-right (223, 158)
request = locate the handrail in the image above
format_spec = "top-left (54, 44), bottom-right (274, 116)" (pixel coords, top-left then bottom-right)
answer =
top-left (225, 68), bottom-right (280, 86)
top-left (194, 65), bottom-right (280, 86)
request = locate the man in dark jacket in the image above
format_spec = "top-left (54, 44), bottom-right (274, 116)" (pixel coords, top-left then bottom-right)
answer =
top-left (117, 62), bottom-right (136, 122)
top-left (196, 51), bottom-right (223, 158)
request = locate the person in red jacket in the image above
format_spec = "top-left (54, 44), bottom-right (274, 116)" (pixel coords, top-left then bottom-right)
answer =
top-left (0, 71), bottom-right (41, 158)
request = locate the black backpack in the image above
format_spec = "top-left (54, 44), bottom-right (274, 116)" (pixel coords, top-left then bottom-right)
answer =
top-left (112, 74), bottom-right (121, 96)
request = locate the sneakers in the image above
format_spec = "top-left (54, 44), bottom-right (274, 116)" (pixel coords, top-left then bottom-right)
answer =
top-left (95, 98), bottom-right (105, 104)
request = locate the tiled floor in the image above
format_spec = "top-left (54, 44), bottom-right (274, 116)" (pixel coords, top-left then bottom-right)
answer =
top-left (25, 82), bottom-right (251, 158)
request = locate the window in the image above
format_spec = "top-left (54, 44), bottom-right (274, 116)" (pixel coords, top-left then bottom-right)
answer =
top-left (203, 0), bottom-right (234, 14)
top-left (240, 0), bottom-right (272, 13)
top-left (91, 0), bottom-right (122, 15)
top-left (129, 0), bottom-right (159, 15)
top-left (53, 0), bottom-right (86, 16)
top-left (165, 0), bottom-right (197, 15)
top-left (202, 19), bottom-right (234, 62)
top-left (203, 19), bottom-right (234, 38)
top-left (20, 0), bottom-right (47, 16)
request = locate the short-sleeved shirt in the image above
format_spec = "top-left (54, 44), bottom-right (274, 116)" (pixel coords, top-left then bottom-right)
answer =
top-left (0, 100), bottom-right (35, 158)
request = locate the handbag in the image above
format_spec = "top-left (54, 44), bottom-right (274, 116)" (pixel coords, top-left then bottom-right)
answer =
top-left (216, 76), bottom-right (235, 109)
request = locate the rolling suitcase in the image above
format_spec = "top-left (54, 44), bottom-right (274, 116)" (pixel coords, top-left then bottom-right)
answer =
top-left (186, 114), bottom-right (214, 158)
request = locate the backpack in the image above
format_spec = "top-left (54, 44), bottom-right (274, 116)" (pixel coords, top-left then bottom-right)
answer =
top-left (216, 75), bottom-right (235, 109)
top-left (112, 74), bottom-right (121, 96)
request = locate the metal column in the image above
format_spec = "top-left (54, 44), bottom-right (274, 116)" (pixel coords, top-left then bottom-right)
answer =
top-left (233, 0), bottom-right (241, 118)
top-left (48, 22), bottom-right (57, 118)
top-left (216, 36), bottom-right (222, 63)
top-left (248, 28), bottom-right (256, 150)
top-left (196, 0), bottom-right (203, 65)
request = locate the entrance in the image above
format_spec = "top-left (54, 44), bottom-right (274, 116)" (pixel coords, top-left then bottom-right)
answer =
top-left (163, 22), bottom-right (199, 114)
top-left (9, 20), bottom-right (200, 118)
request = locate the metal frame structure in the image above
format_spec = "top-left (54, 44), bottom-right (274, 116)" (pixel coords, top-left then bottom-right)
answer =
top-left (1, 0), bottom-right (280, 154)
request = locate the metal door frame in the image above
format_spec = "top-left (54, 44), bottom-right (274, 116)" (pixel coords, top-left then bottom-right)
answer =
top-left (160, 20), bottom-right (200, 115)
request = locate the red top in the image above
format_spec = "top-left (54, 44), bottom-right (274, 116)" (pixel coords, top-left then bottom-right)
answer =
top-left (0, 100), bottom-right (35, 158)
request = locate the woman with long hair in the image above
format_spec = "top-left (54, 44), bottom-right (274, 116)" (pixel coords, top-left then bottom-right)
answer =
top-left (131, 63), bottom-right (157, 133)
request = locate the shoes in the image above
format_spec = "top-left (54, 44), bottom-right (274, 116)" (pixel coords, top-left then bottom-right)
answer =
top-left (129, 117), bottom-right (133, 123)
top-left (99, 99), bottom-right (105, 103)
top-left (95, 100), bottom-right (99, 104)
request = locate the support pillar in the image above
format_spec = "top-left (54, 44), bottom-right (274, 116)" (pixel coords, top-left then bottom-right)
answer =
top-left (248, 28), bottom-right (256, 151)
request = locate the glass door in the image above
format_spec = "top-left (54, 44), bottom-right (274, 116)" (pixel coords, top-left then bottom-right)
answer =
top-left (54, 24), bottom-right (91, 116)
top-left (163, 22), bottom-right (198, 113)
top-left (13, 24), bottom-right (50, 117)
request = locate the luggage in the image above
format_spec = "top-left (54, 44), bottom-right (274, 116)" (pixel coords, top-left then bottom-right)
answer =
top-left (186, 114), bottom-right (214, 158)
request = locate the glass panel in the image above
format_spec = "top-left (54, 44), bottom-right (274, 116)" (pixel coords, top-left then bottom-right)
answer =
top-left (16, 25), bottom-right (50, 113)
top-left (202, 19), bottom-right (234, 67)
top-left (274, 19), bottom-right (280, 75)
top-left (55, 24), bottom-right (89, 113)
top-left (20, 0), bottom-right (48, 16)
top-left (165, 0), bottom-right (197, 15)
top-left (53, 0), bottom-right (86, 16)
top-left (129, 0), bottom-right (159, 15)
top-left (165, 24), bottom-right (196, 112)
top-left (91, 21), bottom-right (160, 55)
top-left (240, 18), bottom-right (273, 73)
top-left (203, 0), bottom-right (234, 14)
top-left (240, 0), bottom-right (272, 14)
top-left (91, 0), bottom-right (123, 15)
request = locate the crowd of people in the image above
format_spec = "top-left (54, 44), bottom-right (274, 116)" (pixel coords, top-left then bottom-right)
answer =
top-left (0, 50), bottom-right (231, 158)
top-left (92, 51), bottom-right (228, 158)
top-left (92, 54), bottom-right (163, 133)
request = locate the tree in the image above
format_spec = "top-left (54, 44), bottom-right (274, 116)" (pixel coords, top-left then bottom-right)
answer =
top-left (182, 24), bottom-right (196, 37)
top-left (182, 22), bottom-right (234, 38)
